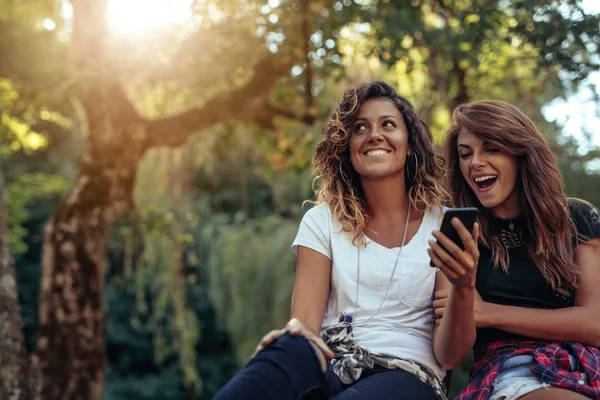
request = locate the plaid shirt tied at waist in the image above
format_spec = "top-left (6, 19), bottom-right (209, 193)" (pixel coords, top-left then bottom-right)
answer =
top-left (320, 322), bottom-right (448, 400)
top-left (456, 340), bottom-right (600, 400)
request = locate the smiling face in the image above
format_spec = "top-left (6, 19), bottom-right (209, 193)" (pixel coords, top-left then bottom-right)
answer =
top-left (457, 127), bottom-right (521, 217)
top-left (349, 97), bottom-right (410, 182)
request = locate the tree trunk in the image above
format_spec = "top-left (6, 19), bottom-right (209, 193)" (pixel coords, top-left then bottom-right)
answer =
top-left (36, 197), bottom-right (112, 400)
top-left (0, 156), bottom-right (34, 400)
top-left (36, 116), bottom-right (144, 399)
top-left (35, 1), bottom-right (148, 395)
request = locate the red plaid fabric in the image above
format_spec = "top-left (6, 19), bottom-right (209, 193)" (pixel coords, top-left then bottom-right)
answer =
top-left (455, 340), bottom-right (600, 400)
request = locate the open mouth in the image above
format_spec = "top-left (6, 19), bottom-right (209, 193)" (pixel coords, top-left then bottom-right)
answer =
top-left (473, 175), bottom-right (498, 190)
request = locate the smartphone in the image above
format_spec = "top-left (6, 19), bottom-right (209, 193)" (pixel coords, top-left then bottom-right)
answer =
top-left (429, 207), bottom-right (479, 267)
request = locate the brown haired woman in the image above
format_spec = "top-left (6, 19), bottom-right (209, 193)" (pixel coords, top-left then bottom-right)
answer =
top-left (213, 81), bottom-right (479, 400)
top-left (431, 100), bottom-right (600, 400)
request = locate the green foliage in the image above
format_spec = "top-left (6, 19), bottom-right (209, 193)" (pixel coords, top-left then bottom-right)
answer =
top-left (127, 118), bottom-right (314, 388)
top-left (208, 215), bottom-right (299, 362)
top-left (510, 0), bottom-right (600, 86)
top-left (103, 241), bottom-right (238, 400)
top-left (335, 0), bottom-right (600, 136)
top-left (103, 283), bottom-right (190, 400)
top-left (366, 0), bottom-right (600, 82)
top-left (0, 71), bottom-right (76, 254)
top-left (108, 209), bottom-right (204, 394)
top-left (0, 77), bottom-right (70, 154)
top-left (5, 173), bottom-right (68, 253)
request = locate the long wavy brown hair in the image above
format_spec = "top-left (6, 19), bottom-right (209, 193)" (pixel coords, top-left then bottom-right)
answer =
top-left (312, 81), bottom-right (448, 246)
top-left (444, 100), bottom-right (579, 289)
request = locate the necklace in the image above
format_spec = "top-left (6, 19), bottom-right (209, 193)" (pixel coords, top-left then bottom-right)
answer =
top-left (339, 204), bottom-right (411, 325)
top-left (493, 213), bottom-right (524, 248)
top-left (493, 213), bottom-right (522, 232)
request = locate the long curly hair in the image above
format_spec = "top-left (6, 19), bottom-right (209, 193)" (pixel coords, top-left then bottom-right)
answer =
top-left (444, 100), bottom-right (579, 289)
top-left (312, 81), bottom-right (447, 246)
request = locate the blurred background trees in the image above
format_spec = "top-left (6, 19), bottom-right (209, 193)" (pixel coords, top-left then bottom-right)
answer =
top-left (0, 0), bottom-right (598, 398)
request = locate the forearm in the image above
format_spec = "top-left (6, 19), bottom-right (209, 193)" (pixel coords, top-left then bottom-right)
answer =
top-left (290, 248), bottom-right (331, 336)
top-left (433, 286), bottom-right (476, 370)
top-left (485, 303), bottom-right (600, 346)
top-left (290, 295), bottom-right (326, 336)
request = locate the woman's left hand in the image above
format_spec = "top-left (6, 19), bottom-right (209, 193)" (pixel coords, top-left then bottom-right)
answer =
top-left (251, 318), bottom-right (334, 359)
top-left (428, 218), bottom-right (480, 288)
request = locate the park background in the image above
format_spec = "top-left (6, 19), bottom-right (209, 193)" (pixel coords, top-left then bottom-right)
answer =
top-left (1, 0), bottom-right (599, 399)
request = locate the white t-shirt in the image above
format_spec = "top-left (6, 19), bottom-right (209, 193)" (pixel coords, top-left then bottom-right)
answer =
top-left (291, 203), bottom-right (445, 380)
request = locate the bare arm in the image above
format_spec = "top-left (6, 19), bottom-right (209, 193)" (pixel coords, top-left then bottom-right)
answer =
top-left (429, 219), bottom-right (479, 370)
top-left (290, 246), bottom-right (332, 335)
top-left (432, 273), bottom-right (476, 370)
top-left (478, 238), bottom-right (600, 346)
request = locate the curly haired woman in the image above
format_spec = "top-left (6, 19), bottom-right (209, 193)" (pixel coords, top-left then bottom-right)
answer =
top-left (214, 81), bottom-right (479, 400)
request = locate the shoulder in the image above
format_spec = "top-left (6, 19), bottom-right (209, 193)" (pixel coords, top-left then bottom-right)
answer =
top-left (299, 202), bottom-right (337, 231)
top-left (293, 203), bottom-right (334, 257)
top-left (567, 197), bottom-right (600, 244)
top-left (568, 198), bottom-right (599, 218)
top-left (302, 202), bottom-right (333, 221)
top-left (567, 197), bottom-right (600, 227)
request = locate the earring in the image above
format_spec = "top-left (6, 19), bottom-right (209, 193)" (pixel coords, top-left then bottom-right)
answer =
top-left (406, 153), bottom-right (418, 180)
top-left (413, 153), bottom-right (419, 175)
top-left (339, 163), bottom-right (351, 186)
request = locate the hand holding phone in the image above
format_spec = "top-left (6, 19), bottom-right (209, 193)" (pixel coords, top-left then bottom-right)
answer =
top-left (428, 207), bottom-right (480, 288)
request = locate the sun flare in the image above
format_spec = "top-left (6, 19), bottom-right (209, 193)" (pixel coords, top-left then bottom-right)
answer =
top-left (107, 0), bottom-right (193, 34)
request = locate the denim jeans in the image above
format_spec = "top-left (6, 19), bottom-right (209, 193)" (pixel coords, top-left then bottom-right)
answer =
top-left (213, 333), bottom-right (437, 400)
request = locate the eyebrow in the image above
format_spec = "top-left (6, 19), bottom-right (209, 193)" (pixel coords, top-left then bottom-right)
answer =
top-left (355, 115), bottom-right (400, 121)
top-left (457, 144), bottom-right (471, 149)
